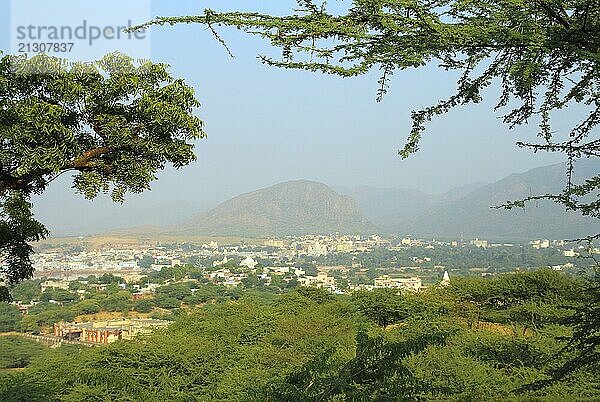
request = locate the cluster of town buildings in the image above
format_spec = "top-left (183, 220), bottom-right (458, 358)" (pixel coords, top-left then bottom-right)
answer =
top-left (33, 235), bottom-right (586, 275)
top-left (27, 234), bottom-right (591, 291)
top-left (10, 234), bottom-right (594, 345)
top-left (28, 235), bottom-right (397, 281)
top-left (38, 260), bottom-right (432, 298)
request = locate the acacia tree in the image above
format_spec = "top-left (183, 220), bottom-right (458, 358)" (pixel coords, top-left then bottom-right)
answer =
top-left (0, 53), bottom-right (204, 300)
top-left (136, 0), bottom-right (599, 238)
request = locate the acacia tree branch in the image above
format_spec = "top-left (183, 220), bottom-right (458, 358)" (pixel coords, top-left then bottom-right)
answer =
top-left (535, 0), bottom-right (571, 29)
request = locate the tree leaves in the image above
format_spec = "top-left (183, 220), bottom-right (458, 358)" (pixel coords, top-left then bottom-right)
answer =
top-left (0, 52), bottom-right (204, 292)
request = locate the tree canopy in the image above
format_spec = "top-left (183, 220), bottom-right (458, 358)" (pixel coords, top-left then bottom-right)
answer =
top-left (0, 53), bottom-right (204, 299)
top-left (137, 0), bottom-right (599, 238)
top-left (2, 274), bottom-right (600, 400)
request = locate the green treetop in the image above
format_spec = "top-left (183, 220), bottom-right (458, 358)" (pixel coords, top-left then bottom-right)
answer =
top-left (0, 53), bottom-right (205, 299)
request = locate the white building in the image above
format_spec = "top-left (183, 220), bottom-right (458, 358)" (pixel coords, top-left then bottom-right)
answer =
top-left (531, 239), bottom-right (550, 249)
top-left (441, 271), bottom-right (450, 287)
top-left (472, 239), bottom-right (488, 248)
top-left (240, 257), bottom-right (258, 270)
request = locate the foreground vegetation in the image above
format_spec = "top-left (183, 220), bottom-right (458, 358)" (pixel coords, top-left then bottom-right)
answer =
top-left (0, 337), bottom-right (46, 371)
top-left (0, 269), bottom-right (598, 401)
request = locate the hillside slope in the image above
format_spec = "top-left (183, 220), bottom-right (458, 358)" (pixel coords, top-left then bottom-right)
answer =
top-left (178, 180), bottom-right (377, 237)
top-left (404, 160), bottom-right (599, 239)
top-left (339, 182), bottom-right (487, 232)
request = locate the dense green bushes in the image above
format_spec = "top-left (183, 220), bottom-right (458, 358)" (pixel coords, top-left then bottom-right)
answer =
top-left (0, 304), bottom-right (21, 332)
top-left (0, 337), bottom-right (46, 370)
top-left (0, 269), bottom-right (598, 401)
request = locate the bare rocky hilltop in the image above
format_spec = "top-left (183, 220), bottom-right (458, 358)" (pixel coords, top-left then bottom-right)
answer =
top-left (177, 180), bottom-right (377, 237)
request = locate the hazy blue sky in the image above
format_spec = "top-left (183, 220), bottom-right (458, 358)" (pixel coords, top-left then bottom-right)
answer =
top-left (1, 0), bottom-right (568, 234)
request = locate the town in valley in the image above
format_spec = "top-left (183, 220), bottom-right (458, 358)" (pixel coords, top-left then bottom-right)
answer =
top-left (2, 233), bottom-right (594, 345)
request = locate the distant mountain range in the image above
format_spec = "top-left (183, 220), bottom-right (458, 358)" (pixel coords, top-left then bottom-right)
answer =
top-left (177, 180), bottom-right (376, 237)
top-left (336, 182), bottom-right (487, 232)
top-left (400, 159), bottom-right (599, 240)
top-left (113, 160), bottom-right (598, 240)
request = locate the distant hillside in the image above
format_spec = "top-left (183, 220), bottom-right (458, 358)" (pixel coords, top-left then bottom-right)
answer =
top-left (177, 180), bottom-right (377, 237)
top-left (114, 161), bottom-right (597, 240)
top-left (339, 182), bottom-right (486, 232)
top-left (404, 160), bottom-right (599, 240)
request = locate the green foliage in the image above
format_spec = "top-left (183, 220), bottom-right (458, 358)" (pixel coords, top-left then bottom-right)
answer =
top-left (0, 303), bottom-right (21, 332)
top-left (0, 269), bottom-right (598, 400)
top-left (352, 288), bottom-right (410, 327)
top-left (550, 272), bottom-right (600, 383)
top-left (182, 285), bottom-right (220, 305)
top-left (460, 329), bottom-right (561, 371)
top-left (0, 52), bottom-right (205, 298)
top-left (153, 294), bottom-right (181, 310)
top-left (0, 194), bottom-right (47, 298)
top-left (299, 262), bottom-right (318, 276)
top-left (146, 265), bottom-right (194, 283)
top-left (138, 255), bottom-right (154, 269)
top-left (40, 289), bottom-right (77, 304)
top-left (100, 291), bottom-right (132, 312)
top-left (2, 289), bottom-right (364, 401)
top-left (72, 300), bottom-right (102, 315)
top-left (264, 324), bottom-right (455, 401)
top-left (67, 281), bottom-right (85, 292)
top-left (407, 342), bottom-right (519, 399)
top-left (448, 269), bottom-right (581, 328)
top-left (0, 336), bottom-right (46, 369)
top-left (241, 273), bottom-right (265, 289)
top-left (295, 286), bottom-right (334, 304)
top-left (7, 281), bottom-right (40, 304)
top-left (155, 283), bottom-right (193, 301)
top-left (94, 274), bottom-right (123, 285)
top-left (19, 303), bottom-right (77, 333)
top-left (134, 299), bottom-right (154, 313)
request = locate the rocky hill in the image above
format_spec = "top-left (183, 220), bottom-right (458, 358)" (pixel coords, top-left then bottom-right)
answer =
top-left (178, 180), bottom-right (376, 237)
